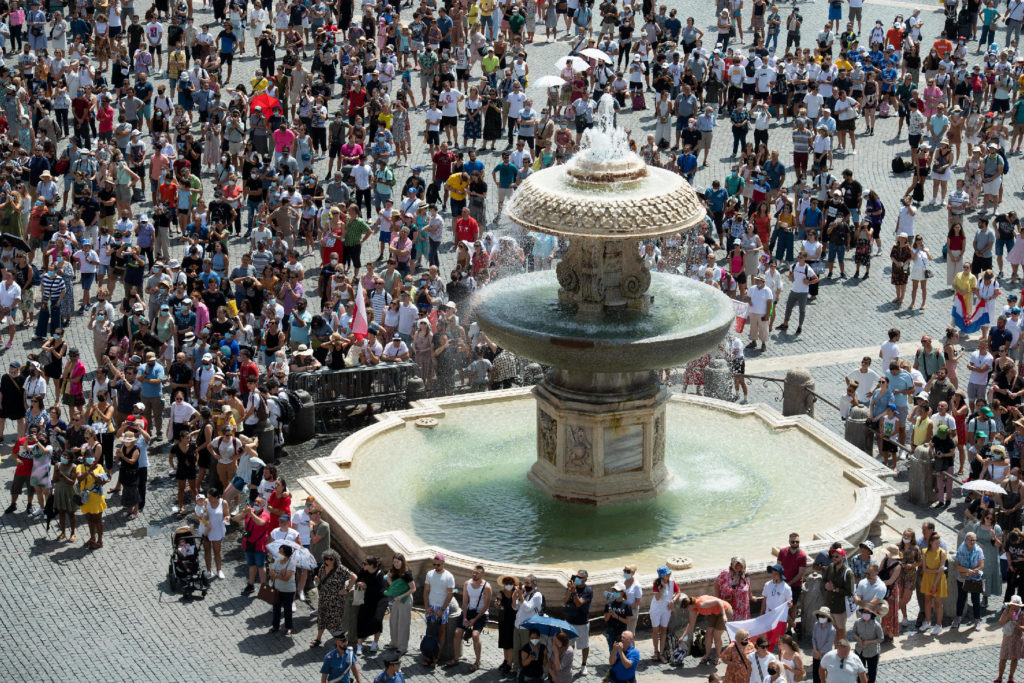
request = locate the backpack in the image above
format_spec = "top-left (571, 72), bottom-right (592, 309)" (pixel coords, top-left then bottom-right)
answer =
top-left (877, 100), bottom-right (891, 118)
top-left (689, 627), bottom-right (706, 658)
top-left (254, 393), bottom-right (268, 422)
top-left (419, 618), bottom-right (441, 660)
top-left (274, 393), bottom-right (295, 424)
top-left (891, 156), bottom-right (910, 174)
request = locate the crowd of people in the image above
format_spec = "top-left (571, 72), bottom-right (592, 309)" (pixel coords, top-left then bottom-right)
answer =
top-left (4, 0), bottom-right (1024, 679)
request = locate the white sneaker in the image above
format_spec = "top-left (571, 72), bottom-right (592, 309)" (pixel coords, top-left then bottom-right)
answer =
top-left (919, 622), bottom-right (933, 633)
top-left (851, 149), bottom-right (858, 155)
top-left (231, 505), bottom-right (240, 516)
top-left (31, 507), bottom-right (44, 517)
top-left (580, 666), bottom-right (591, 677)
top-left (356, 645), bottom-right (363, 656)
top-left (930, 625), bottom-right (942, 636)
top-left (204, 570), bottom-right (212, 579)
top-left (900, 618), bottom-right (911, 628)
top-left (371, 642), bottom-right (379, 652)
top-left (973, 619), bottom-right (982, 630)
top-left (217, 570), bottom-right (225, 579)
top-left (171, 505), bottom-right (180, 514)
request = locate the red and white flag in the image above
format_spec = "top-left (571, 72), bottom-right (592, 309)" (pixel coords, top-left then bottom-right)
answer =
top-left (352, 280), bottom-right (369, 340)
top-left (725, 603), bottom-right (789, 651)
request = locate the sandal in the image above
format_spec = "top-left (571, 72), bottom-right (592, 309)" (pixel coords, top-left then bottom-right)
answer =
top-left (55, 533), bottom-right (66, 542)
top-left (68, 534), bottom-right (76, 542)
top-left (309, 639), bottom-right (322, 648)
top-left (470, 663), bottom-right (480, 672)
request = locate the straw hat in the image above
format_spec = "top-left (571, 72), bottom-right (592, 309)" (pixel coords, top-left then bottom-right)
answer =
top-left (814, 606), bottom-right (832, 622)
top-left (883, 544), bottom-right (902, 561)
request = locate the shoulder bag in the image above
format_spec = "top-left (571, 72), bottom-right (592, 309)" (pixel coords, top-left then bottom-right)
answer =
top-left (258, 582), bottom-right (280, 605)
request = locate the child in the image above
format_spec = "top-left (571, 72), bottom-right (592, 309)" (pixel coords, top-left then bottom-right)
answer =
top-left (376, 201), bottom-right (395, 261)
top-left (465, 347), bottom-right (492, 392)
top-left (840, 381), bottom-right (859, 419)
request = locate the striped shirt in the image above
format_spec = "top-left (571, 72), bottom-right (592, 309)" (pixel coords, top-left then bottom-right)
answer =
top-left (792, 128), bottom-right (813, 154)
top-left (40, 272), bottom-right (66, 300)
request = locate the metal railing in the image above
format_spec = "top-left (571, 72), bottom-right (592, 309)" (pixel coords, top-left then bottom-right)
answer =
top-left (287, 363), bottom-right (419, 430)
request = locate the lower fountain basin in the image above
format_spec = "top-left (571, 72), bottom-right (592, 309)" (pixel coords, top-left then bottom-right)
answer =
top-left (473, 271), bottom-right (736, 373)
top-left (300, 391), bottom-right (895, 591)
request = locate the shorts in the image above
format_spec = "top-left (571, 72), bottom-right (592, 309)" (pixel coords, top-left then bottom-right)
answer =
top-left (379, 230), bottom-right (391, 244)
top-left (29, 236), bottom-right (44, 250)
top-left (329, 143), bottom-right (342, 158)
top-left (10, 473), bottom-right (30, 495)
top-left (997, 238), bottom-right (1014, 257)
top-left (700, 131), bottom-right (713, 151)
top-left (426, 130), bottom-right (440, 145)
top-left (149, 44), bottom-right (162, 55)
top-left (827, 244), bottom-right (846, 263)
top-left (649, 605), bottom-right (672, 628)
top-left (80, 272), bottom-right (95, 290)
top-left (461, 608), bottom-right (488, 633)
top-left (450, 198), bottom-right (466, 216)
top-left (229, 140), bottom-right (244, 155)
top-left (441, 115), bottom-right (458, 128)
top-left (569, 622), bottom-right (590, 650)
top-left (456, 68), bottom-right (468, 81)
top-left (706, 611), bottom-right (727, 630)
top-left (984, 177), bottom-right (1002, 195)
top-left (732, 358), bottom-right (746, 374)
top-left (849, 7), bottom-right (862, 21)
top-left (220, 52), bottom-right (233, 66)
top-left (115, 185), bottom-right (131, 203)
top-left (908, 133), bottom-right (922, 149)
top-left (230, 475), bottom-right (246, 491)
top-left (497, 186), bottom-right (513, 203)
top-left (894, 405), bottom-right (908, 426)
top-left (837, 118), bottom-right (855, 131)
top-left (993, 98), bottom-right (1010, 113)
top-left (244, 549), bottom-right (266, 566)
top-left (427, 603), bottom-right (450, 624)
top-left (141, 104), bottom-right (152, 120)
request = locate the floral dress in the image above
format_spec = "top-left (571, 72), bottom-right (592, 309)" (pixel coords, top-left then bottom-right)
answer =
top-left (59, 261), bottom-right (75, 320)
top-left (890, 244), bottom-right (912, 286)
top-left (965, 157), bottom-right (983, 208)
top-left (29, 443), bottom-right (51, 487)
top-left (715, 569), bottom-right (751, 621)
top-left (316, 563), bottom-right (349, 634)
top-left (464, 97), bottom-right (482, 140)
top-left (683, 353), bottom-right (711, 388)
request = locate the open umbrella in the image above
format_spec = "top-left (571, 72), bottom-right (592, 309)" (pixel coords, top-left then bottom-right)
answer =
top-left (555, 55), bottom-right (589, 72)
top-left (579, 48), bottom-right (613, 64)
top-left (962, 480), bottom-right (1007, 495)
top-left (522, 615), bottom-right (579, 639)
top-left (249, 92), bottom-right (283, 116)
top-left (532, 75), bottom-right (567, 89)
top-left (0, 233), bottom-right (30, 254)
top-left (266, 538), bottom-right (318, 570)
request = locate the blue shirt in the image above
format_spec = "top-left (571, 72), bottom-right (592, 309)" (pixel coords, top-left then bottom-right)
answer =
top-left (494, 162), bottom-right (519, 188)
top-left (610, 645), bottom-right (640, 682)
top-left (677, 153), bottom-right (697, 181)
top-left (954, 541), bottom-right (984, 571)
top-left (139, 362), bottom-right (165, 399)
top-left (888, 370), bottom-right (914, 408)
top-left (321, 648), bottom-right (356, 683)
top-left (704, 187), bottom-right (729, 212)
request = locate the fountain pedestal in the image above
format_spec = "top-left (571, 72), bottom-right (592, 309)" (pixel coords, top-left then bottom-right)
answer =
top-left (530, 370), bottom-right (669, 505)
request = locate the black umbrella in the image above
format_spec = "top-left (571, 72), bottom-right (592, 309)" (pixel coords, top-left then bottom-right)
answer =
top-left (0, 234), bottom-right (30, 254)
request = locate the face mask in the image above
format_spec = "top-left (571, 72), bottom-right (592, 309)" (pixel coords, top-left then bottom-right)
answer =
top-left (85, 457), bottom-right (95, 465)
top-left (818, 617), bottom-right (828, 625)
top-left (253, 505), bottom-right (263, 513)
top-left (97, 314), bottom-right (105, 321)
top-left (59, 457), bottom-right (68, 465)
top-left (860, 612), bottom-right (872, 621)
top-left (622, 573), bottom-right (631, 580)
top-left (530, 639), bottom-right (540, 646)
top-left (504, 584), bottom-right (514, 591)
top-left (574, 577), bottom-right (583, 586)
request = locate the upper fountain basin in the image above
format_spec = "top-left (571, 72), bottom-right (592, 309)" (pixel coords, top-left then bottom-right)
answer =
top-left (503, 154), bottom-right (708, 240)
top-left (473, 270), bottom-right (735, 372)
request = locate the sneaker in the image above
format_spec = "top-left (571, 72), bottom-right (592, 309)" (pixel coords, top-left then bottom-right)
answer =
top-left (242, 583), bottom-right (255, 596)
top-left (951, 617), bottom-right (961, 629)
top-left (231, 505), bottom-right (240, 516)
top-left (371, 642), bottom-right (379, 653)
top-left (973, 619), bottom-right (982, 630)
top-left (919, 622), bottom-right (933, 633)
top-left (309, 609), bottom-right (318, 617)
top-left (24, 505), bottom-right (33, 515)
top-left (2, 503), bottom-right (14, 514)
top-left (900, 618), bottom-right (911, 628)
top-left (930, 625), bottom-right (942, 636)
top-left (31, 507), bottom-right (43, 517)
top-left (217, 570), bottom-right (225, 579)
top-left (171, 505), bottom-right (180, 514)
top-left (356, 645), bottom-right (363, 656)
top-left (850, 149), bottom-right (858, 155)
top-left (579, 666), bottom-right (591, 677)
top-left (204, 570), bottom-right (212, 579)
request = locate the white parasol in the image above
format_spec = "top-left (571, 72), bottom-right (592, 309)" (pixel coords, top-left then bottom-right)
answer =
top-left (579, 48), bottom-right (613, 64)
top-left (532, 75), bottom-right (567, 89)
top-left (555, 55), bottom-right (590, 72)
top-left (267, 538), bottom-right (318, 570)
top-left (962, 480), bottom-right (1007, 496)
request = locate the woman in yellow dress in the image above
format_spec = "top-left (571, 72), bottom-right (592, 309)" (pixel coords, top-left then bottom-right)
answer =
top-left (76, 455), bottom-right (108, 550)
top-left (919, 532), bottom-right (948, 635)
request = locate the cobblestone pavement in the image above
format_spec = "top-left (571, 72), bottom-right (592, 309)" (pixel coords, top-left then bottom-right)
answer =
top-left (1, 0), bottom-right (1021, 680)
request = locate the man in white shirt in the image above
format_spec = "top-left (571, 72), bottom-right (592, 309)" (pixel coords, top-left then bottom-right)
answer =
top-left (846, 356), bottom-right (880, 404)
top-left (381, 337), bottom-right (410, 362)
top-left (966, 338), bottom-right (994, 404)
top-left (761, 564), bottom-right (794, 615)
top-left (0, 268), bottom-right (20, 347)
top-left (778, 251), bottom-right (815, 334)
top-left (746, 273), bottom-right (774, 352)
top-left (438, 83), bottom-right (462, 145)
top-left (878, 328), bottom-right (901, 367)
top-left (424, 553), bottom-right (456, 666)
top-left (819, 639), bottom-right (868, 683)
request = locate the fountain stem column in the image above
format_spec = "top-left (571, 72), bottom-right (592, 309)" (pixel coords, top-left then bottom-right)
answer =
top-left (556, 239), bottom-right (653, 314)
top-left (531, 369), bottom-right (669, 505)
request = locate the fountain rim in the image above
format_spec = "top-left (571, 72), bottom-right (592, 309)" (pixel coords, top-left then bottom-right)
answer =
top-left (298, 389), bottom-right (896, 589)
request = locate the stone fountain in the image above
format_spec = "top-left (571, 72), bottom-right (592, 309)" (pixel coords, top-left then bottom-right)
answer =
top-left (474, 96), bottom-right (734, 504)
top-left (299, 97), bottom-right (896, 610)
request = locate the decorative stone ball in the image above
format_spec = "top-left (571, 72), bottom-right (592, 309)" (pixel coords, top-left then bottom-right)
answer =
top-left (666, 556), bottom-right (693, 571)
top-left (415, 417), bottom-right (439, 429)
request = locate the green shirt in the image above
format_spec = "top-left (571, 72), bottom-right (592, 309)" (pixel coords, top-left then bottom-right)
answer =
top-left (344, 216), bottom-right (372, 247)
top-left (895, 83), bottom-right (914, 106)
top-left (419, 51), bottom-right (438, 75)
top-left (509, 14), bottom-right (526, 35)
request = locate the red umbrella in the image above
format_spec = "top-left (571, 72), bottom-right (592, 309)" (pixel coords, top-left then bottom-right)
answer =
top-left (249, 93), bottom-right (282, 116)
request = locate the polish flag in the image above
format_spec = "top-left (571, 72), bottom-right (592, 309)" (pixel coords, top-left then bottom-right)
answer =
top-left (352, 280), bottom-right (369, 340)
top-left (725, 603), bottom-right (789, 651)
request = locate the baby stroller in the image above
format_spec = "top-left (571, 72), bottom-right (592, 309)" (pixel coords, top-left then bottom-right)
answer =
top-left (167, 526), bottom-right (210, 598)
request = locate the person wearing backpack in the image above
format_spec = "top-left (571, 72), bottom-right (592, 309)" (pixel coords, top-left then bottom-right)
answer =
top-left (241, 376), bottom-right (268, 436)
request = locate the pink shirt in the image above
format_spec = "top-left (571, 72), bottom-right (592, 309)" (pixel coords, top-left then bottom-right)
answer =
top-left (272, 128), bottom-right (296, 154)
top-left (150, 153), bottom-right (169, 180)
top-left (10, 9), bottom-right (24, 26)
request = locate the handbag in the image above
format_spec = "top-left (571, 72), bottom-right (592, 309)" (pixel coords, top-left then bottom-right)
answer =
top-left (964, 577), bottom-right (984, 593)
top-left (258, 583), bottom-right (280, 605)
top-left (352, 586), bottom-right (366, 606)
